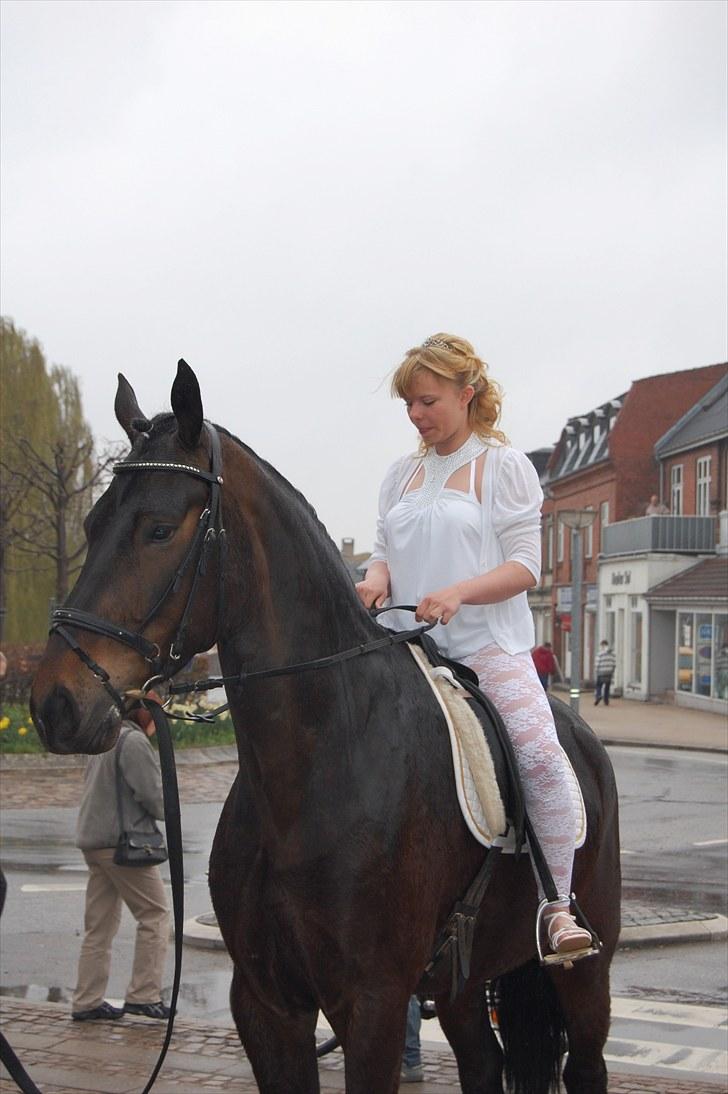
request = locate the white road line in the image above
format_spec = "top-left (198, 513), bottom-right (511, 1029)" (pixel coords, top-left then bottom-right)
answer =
top-left (611, 997), bottom-right (728, 1029)
top-left (693, 837), bottom-right (728, 847)
top-left (21, 883), bottom-right (87, 893)
top-left (605, 1038), bottom-right (728, 1077)
top-left (619, 849), bottom-right (637, 855)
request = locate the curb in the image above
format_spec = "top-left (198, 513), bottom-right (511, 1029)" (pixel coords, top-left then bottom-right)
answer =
top-left (182, 913), bottom-right (728, 952)
top-left (2, 737), bottom-right (725, 767)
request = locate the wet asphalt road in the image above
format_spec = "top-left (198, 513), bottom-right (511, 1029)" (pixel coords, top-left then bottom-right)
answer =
top-left (1, 744), bottom-right (726, 1018)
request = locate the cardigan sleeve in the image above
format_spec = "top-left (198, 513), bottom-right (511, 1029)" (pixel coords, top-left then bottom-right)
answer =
top-left (366, 455), bottom-right (417, 567)
top-left (491, 448), bottom-right (543, 583)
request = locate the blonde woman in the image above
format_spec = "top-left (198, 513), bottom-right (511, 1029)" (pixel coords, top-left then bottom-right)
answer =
top-left (356, 333), bottom-right (591, 957)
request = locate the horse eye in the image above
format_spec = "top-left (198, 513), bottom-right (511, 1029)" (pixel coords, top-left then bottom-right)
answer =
top-left (150, 525), bottom-right (175, 542)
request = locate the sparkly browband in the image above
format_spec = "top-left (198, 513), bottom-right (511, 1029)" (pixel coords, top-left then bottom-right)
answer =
top-left (422, 337), bottom-right (453, 351)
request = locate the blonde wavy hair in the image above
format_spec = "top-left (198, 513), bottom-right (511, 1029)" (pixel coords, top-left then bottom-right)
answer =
top-left (391, 333), bottom-right (507, 447)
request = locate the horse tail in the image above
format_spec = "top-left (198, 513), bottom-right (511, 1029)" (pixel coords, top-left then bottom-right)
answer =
top-left (494, 959), bottom-right (567, 1094)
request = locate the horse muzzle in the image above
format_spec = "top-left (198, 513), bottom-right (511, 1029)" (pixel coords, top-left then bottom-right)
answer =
top-left (31, 684), bottom-right (122, 755)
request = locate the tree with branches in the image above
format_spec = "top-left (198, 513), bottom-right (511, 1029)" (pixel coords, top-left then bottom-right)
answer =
top-left (0, 319), bottom-right (118, 642)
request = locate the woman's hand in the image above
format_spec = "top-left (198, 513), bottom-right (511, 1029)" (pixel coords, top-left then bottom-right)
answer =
top-left (355, 562), bottom-right (390, 610)
top-left (415, 585), bottom-right (463, 625)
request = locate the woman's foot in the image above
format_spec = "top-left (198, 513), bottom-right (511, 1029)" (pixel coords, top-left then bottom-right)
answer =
top-left (544, 906), bottom-right (593, 955)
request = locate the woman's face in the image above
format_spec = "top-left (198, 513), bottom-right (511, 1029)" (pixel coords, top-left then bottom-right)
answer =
top-left (404, 370), bottom-right (473, 453)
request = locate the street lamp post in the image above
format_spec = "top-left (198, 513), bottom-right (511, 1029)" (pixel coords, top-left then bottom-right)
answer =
top-left (558, 509), bottom-right (597, 714)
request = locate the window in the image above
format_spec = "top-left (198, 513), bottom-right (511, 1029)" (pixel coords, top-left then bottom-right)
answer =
top-left (585, 507), bottom-right (594, 558)
top-left (695, 613), bottom-right (713, 696)
top-left (544, 516), bottom-right (554, 572)
top-left (677, 612), bottom-right (694, 692)
top-left (629, 599), bottom-right (643, 686)
top-left (677, 612), bottom-right (728, 699)
top-left (557, 519), bottom-right (564, 563)
top-left (696, 456), bottom-right (712, 516)
top-left (671, 465), bottom-right (683, 515)
top-left (715, 614), bottom-right (728, 700)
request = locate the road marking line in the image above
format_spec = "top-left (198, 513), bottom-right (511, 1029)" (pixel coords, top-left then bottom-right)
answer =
top-left (605, 1038), bottom-right (727, 1076)
top-left (21, 884), bottom-right (87, 893)
top-left (611, 997), bottom-right (728, 1029)
top-left (693, 838), bottom-right (728, 847)
top-left (619, 849), bottom-right (637, 855)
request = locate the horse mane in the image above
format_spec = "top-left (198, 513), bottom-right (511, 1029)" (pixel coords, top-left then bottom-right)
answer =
top-left (134, 413), bottom-right (359, 591)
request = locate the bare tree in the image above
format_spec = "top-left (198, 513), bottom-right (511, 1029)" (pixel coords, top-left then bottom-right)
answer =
top-left (1, 435), bottom-right (121, 604)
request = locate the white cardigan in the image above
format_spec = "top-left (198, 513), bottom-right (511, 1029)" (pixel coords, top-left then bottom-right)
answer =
top-left (367, 441), bottom-right (543, 656)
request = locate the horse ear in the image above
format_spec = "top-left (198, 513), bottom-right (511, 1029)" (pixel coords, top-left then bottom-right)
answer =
top-left (171, 359), bottom-right (203, 450)
top-left (115, 374), bottom-right (149, 441)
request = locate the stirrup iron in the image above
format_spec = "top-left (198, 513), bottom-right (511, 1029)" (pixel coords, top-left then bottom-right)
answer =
top-left (536, 893), bottom-right (602, 969)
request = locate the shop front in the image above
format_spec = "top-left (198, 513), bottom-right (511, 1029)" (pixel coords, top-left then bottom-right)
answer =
top-left (597, 554), bottom-right (701, 701)
top-left (646, 556), bottom-right (728, 712)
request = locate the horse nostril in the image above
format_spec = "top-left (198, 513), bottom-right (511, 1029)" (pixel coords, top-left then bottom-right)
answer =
top-left (39, 686), bottom-right (81, 753)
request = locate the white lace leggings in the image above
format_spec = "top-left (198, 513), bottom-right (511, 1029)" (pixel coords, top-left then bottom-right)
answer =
top-left (464, 643), bottom-right (576, 902)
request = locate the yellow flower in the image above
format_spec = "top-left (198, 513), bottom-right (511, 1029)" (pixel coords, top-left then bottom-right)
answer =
top-left (18, 726), bottom-right (28, 736)
top-left (0, 716), bottom-right (9, 730)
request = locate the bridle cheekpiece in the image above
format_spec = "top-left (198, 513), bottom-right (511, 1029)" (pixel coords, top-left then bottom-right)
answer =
top-left (49, 422), bottom-right (226, 711)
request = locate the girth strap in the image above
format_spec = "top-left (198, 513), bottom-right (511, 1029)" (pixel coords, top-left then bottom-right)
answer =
top-left (421, 847), bottom-right (503, 1001)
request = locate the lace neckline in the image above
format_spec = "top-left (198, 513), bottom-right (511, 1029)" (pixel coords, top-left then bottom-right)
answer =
top-left (424, 433), bottom-right (484, 467)
top-left (411, 433), bottom-right (485, 505)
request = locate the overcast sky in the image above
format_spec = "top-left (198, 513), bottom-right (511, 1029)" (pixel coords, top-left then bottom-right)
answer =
top-left (1, 0), bottom-right (726, 551)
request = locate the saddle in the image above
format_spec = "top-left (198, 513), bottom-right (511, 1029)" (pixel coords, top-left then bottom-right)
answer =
top-left (410, 633), bottom-right (527, 853)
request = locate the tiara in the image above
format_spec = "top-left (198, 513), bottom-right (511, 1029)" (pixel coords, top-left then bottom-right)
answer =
top-left (422, 337), bottom-right (452, 351)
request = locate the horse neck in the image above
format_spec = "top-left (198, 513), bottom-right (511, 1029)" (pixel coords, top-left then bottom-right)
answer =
top-left (214, 440), bottom-right (378, 814)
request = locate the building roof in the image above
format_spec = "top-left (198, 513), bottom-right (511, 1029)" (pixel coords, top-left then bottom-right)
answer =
top-left (646, 556), bottom-right (728, 604)
top-left (654, 373), bottom-right (728, 458)
top-left (526, 446), bottom-right (554, 478)
top-left (545, 362), bottom-right (728, 488)
top-left (546, 396), bottom-right (625, 482)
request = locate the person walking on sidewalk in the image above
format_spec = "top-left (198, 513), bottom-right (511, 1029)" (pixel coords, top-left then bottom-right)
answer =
top-left (531, 641), bottom-right (563, 691)
top-left (594, 640), bottom-right (617, 706)
top-left (72, 699), bottom-right (170, 1022)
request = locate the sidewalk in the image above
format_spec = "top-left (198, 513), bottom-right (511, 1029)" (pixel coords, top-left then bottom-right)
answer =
top-left (0, 998), bottom-right (725, 1093)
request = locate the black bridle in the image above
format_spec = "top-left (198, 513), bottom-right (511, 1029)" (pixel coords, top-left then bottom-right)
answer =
top-left (49, 421), bottom-right (227, 709)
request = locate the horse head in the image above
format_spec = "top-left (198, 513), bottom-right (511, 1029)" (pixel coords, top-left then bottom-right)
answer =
top-left (30, 360), bottom-right (223, 754)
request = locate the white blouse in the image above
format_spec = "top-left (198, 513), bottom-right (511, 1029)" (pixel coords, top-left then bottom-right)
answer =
top-left (367, 439), bottom-right (543, 657)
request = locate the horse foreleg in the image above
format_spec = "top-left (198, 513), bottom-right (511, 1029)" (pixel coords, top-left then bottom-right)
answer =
top-left (229, 965), bottom-right (320, 1094)
top-left (328, 987), bottom-right (410, 1094)
top-left (436, 984), bottom-right (504, 1094)
top-left (548, 958), bottom-right (612, 1094)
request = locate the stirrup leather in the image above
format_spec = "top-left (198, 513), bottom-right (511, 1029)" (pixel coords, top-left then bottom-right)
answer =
top-left (536, 894), bottom-right (602, 969)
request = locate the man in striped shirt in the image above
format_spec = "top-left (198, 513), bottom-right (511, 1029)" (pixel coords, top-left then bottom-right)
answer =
top-left (594, 641), bottom-right (617, 706)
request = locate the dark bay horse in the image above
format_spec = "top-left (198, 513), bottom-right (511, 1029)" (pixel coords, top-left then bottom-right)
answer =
top-left (30, 361), bottom-right (620, 1093)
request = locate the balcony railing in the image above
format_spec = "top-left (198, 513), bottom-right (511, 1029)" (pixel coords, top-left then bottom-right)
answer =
top-left (601, 515), bottom-right (716, 557)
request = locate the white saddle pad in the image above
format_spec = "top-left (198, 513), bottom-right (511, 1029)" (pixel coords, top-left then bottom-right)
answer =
top-left (407, 644), bottom-right (587, 852)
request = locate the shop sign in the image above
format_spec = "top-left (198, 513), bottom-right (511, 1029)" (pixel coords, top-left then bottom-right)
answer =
top-left (557, 587), bottom-right (572, 610)
top-left (610, 570), bottom-right (632, 586)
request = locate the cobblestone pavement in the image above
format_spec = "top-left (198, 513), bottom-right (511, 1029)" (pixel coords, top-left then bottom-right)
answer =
top-left (0, 758), bottom-right (239, 809)
top-left (0, 1000), bottom-right (724, 1093)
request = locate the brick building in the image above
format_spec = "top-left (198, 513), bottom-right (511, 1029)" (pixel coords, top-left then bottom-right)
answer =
top-left (531, 362), bottom-right (728, 685)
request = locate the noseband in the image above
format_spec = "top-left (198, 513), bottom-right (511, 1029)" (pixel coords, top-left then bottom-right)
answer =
top-left (49, 422), bottom-right (226, 710)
